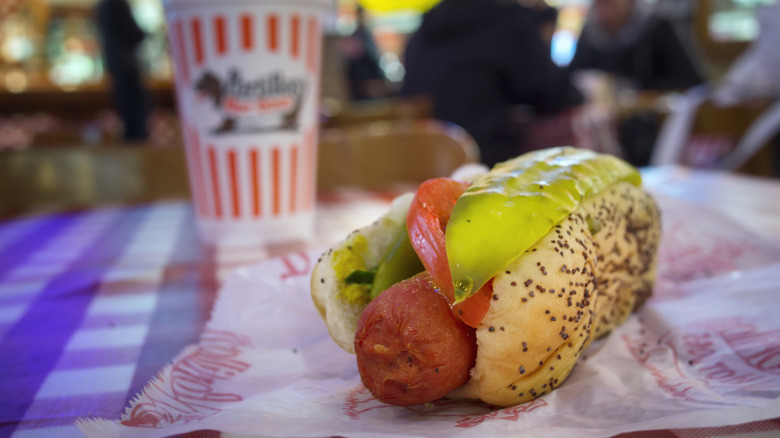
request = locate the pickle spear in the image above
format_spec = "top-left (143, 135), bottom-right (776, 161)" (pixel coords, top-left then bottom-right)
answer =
top-left (446, 147), bottom-right (641, 302)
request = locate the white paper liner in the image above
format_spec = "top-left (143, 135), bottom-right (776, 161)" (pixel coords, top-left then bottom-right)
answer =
top-left (78, 192), bottom-right (780, 438)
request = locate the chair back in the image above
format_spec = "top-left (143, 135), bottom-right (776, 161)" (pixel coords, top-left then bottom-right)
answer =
top-left (652, 87), bottom-right (778, 176)
top-left (317, 119), bottom-right (480, 191)
top-left (1, 119), bottom-right (480, 218)
top-left (322, 96), bottom-right (433, 128)
top-left (0, 145), bottom-right (189, 218)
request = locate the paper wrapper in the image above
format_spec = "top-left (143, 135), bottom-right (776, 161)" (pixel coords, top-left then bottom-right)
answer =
top-left (78, 190), bottom-right (780, 438)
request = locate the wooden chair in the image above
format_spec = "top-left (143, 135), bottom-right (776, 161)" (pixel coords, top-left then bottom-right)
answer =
top-left (692, 0), bottom-right (751, 79)
top-left (0, 118), bottom-right (480, 218)
top-left (317, 119), bottom-right (480, 191)
top-left (652, 87), bottom-right (777, 176)
top-left (321, 95), bottom-right (433, 129)
top-left (0, 144), bottom-right (189, 219)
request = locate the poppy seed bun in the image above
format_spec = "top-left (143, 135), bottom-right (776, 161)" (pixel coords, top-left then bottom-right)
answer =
top-left (448, 182), bottom-right (660, 406)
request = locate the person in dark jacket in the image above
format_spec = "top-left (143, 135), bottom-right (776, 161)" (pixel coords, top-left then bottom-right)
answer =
top-left (96, 0), bottom-right (149, 142)
top-left (569, 0), bottom-right (702, 91)
top-left (344, 6), bottom-right (388, 100)
top-left (400, 0), bottom-right (582, 167)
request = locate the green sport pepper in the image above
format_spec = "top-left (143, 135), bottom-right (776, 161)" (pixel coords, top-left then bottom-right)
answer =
top-left (446, 147), bottom-right (641, 302)
top-left (369, 223), bottom-right (425, 299)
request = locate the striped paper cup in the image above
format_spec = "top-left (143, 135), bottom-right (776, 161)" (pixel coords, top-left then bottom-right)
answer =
top-left (163, 0), bottom-right (328, 247)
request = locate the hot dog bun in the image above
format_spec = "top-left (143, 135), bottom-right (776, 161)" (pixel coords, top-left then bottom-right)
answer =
top-left (448, 181), bottom-right (660, 406)
top-left (311, 193), bottom-right (414, 354)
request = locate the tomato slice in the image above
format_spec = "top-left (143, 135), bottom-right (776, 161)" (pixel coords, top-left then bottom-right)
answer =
top-left (406, 178), bottom-right (491, 328)
top-left (457, 281), bottom-right (493, 328)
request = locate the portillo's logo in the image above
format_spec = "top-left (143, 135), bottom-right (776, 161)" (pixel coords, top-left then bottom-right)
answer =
top-left (195, 69), bottom-right (307, 134)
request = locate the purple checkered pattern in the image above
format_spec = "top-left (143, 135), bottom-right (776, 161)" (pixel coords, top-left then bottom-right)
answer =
top-left (0, 202), bottom-right (223, 438)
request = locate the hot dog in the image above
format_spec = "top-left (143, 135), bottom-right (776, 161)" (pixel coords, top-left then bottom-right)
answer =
top-left (311, 147), bottom-right (661, 407)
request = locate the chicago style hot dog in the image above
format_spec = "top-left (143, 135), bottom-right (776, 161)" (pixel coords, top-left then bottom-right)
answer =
top-left (311, 147), bottom-right (661, 407)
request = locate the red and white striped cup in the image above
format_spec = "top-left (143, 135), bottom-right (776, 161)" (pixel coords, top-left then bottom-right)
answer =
top-left (163, 0), bottom-right (328, 247)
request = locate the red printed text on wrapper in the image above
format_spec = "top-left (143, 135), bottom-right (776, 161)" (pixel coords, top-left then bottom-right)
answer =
top-left (624, 317), bottom-right (780, 403)
top-left (122, 330), bottom-right (251, 428)
top-left (344, 386), bottom-right (548, 428)
top-left (279, 251), bottom-right (311, 280)
top-left (657, 218), bottom-right (758, 284)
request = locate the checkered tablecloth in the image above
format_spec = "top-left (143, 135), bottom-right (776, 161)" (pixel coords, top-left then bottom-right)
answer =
top-left (0, 203), bottom-right (220, 437)
top-left (0, 170), bottom-right (778, 438)
top-left (0, 190), bottom-right (393, 438)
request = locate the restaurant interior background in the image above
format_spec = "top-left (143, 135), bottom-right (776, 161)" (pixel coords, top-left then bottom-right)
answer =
top-left (0, 0), bottom-right (777, 218)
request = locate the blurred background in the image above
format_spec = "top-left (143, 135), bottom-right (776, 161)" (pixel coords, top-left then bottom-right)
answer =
top-left (1, 0), bottom-right (778, 217)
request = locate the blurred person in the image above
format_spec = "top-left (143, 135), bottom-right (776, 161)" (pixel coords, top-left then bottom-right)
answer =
top-left (569, 0), bottom-right (704, 166)
top-left (400, 0), bottom-right (582, 167)
top-left (96, 0), bottom-right (149, 142)
top-left (569, 0), bottom-right (702, 91)
top-left (342, 6), bottom-right (388, 101)
top-left (529, 1), bottom-right (559, 47)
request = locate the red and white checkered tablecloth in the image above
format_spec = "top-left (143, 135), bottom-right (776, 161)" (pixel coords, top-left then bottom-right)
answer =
top-left (0, 170), bottom-right (778, 438)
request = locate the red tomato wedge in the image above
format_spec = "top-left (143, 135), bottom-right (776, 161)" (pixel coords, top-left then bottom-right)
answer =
top-left (406, 178), bottom-right (492, 328)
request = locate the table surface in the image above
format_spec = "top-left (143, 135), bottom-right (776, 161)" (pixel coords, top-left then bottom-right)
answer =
top-left (0, 167), bottom-right (778, 438)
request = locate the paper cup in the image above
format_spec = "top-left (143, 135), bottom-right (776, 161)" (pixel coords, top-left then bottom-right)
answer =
top-left (163, 0), bottom-right (329, 247)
